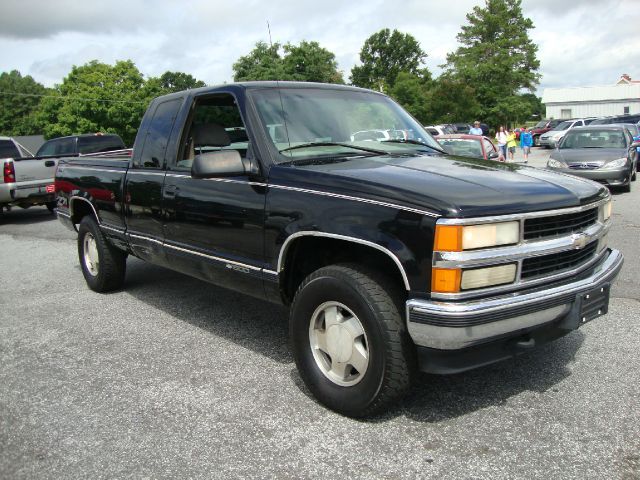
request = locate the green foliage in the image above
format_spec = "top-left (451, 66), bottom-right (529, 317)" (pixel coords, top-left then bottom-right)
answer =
top-left (35, 60), bottom-right (151, 145)
top-left (233, 40), bottom-right (343, 83)
top-left (282, 41), bottom-right (344, 84)
top-left (388, 72), bottom-right (431, 123)
top-left (443, 0), bottom-right (540, 127)
top-left (425, 76), bottom-right (482, 124)
top-left (233, 42), bottom-right (286, 81)
top-left (156, 71), bottom-right (206, 93)
top-left (350, 29), bottom-right (427, 92)
top-left (0, 70), bottom-right (47, 136)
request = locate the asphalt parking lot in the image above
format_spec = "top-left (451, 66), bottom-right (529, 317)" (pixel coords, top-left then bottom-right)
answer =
top-left (1, 148), bottom-right (639, 479)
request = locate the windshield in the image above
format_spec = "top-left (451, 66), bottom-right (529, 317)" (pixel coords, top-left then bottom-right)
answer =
top-left (534, 120), bottom-right (548, 128)
top-left (249, 87), bottom-right (442, 163)
top-left (437, 138), bottom-right (483, 158)
top-left (553, 121), bottom-right (573, 131)
top-left (560, 130), bottom-right (628, 149)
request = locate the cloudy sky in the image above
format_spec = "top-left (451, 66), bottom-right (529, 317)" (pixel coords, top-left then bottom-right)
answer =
top-left (1, 0), bottom-right (638, 95)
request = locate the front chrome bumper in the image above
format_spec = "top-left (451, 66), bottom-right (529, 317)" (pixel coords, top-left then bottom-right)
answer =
top-left (406, 248), bottom-right (623, 350)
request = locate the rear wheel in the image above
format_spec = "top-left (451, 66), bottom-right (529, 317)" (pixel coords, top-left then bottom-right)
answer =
top-left (78, 216), bottom-right (126, 292)
top-left (46, 201), bottom-right (56, 213)
top-left (290, 264), bottom-right (414, 417)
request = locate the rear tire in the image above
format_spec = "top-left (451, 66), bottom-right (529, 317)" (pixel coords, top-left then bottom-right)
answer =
top-left (290, 264), bottom-right (414, 417)
top-left (78, 216), bottom-right (126, 292)
top-left (46, 201), bottom-right (56, 213)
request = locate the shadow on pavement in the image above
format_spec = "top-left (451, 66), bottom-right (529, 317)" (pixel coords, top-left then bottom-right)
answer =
top-left (0, 206), bottom-right (56, 225)
top-left (123, 258), bottom-right (292, 364)
top-left (121, 256), bottom-right (584, 423)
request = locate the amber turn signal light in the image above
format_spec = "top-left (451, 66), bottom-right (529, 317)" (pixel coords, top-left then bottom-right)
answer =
top-left (434, 225), bottom-right (462, 252)
top-left (431, 268), bottom-right (461, 293)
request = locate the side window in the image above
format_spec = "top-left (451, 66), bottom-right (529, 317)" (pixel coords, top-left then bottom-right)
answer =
top-left (38, 138), bottom-right (75, 156)
top-left (175, 93), bottom-right (248, 171)
top-left (135, 98), bottom-right (182, 169)
top-left (483, 139), bottom-right (495, 153)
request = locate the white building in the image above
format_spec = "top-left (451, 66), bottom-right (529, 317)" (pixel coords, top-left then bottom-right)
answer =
top-left (542, 74), bottom-right (640, 119)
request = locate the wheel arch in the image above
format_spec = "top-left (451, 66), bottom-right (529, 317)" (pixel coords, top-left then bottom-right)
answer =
top-left (69, 196), bottom-right (100, 226)
top-left (277, 231), bottom-right (410, 305)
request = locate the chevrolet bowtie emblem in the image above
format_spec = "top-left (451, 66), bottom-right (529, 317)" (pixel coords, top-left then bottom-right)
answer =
top-left (571, 233), bottom-right (588, 249)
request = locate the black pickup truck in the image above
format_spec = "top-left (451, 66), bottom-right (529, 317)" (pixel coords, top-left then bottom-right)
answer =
top-left (55, 82), bottom-right (623, 417)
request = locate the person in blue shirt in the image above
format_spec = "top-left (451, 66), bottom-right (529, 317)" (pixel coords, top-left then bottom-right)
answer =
top-left (469, 121), bottom-right (483, 135)
top-left (520, 126), bottom-right (533, 163)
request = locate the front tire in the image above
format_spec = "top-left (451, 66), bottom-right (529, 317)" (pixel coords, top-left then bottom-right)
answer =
top-left (290, 264), bottom-right (414, 417)
top-left (78, 216), bottom-right (126, 292)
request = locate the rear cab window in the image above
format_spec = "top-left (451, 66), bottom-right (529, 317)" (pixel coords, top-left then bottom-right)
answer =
top-left (0, 140), bottom-right (21, 158)
top-left (78, 135), bottom-right (125, 154)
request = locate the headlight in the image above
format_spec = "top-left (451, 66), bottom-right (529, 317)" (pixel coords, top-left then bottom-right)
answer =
top-left (432, 263), bottom-right (517, 293)
top-left (602, 158), bottom-right (627, 169)
top-left (434, 221), bottom-right (520, 252)
top-left (547, 159), bottom-right (567, 168)
top-left (602, 199), bottom-right (612, 221)
top-left (461, 264), bottom-right (517, 290)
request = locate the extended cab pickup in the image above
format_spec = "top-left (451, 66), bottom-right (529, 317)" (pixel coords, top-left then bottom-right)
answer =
top-left (55, 82), bottom-right (623, 417)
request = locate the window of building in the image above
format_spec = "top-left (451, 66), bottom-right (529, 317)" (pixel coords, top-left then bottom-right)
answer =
top-left (624, 106), bottom-right (630, 115)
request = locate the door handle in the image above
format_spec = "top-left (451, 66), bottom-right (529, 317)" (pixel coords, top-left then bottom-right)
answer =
top-left (164, 184), bottom-right (179, 196)
top-left (45, 160), bottom-right (55, 167)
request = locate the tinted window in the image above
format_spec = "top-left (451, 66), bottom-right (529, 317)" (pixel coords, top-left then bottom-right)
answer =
top-left (438, 138), bottom-right (483, 158)
top-left (36, 137), bottom-right (76, 156)
top-left (0, 140), bottom-right (20, 158)
top-left (78, 135), bottom-right (125, 154)
top-left (136, 98), bottom-right (182, 168)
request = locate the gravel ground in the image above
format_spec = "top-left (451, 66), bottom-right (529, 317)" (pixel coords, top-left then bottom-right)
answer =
top-left (1, 150), bottom-right (638, 479)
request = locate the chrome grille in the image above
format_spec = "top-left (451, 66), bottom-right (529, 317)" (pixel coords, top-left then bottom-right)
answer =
top-left (521, 241), bottom-right (598, 279)
top-left (523, 207), bottom-right (598, 240)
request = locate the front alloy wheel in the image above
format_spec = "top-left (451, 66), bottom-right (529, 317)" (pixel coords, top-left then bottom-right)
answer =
top-left (83, 232), bottom-right (100, 276)
top-left (309, 301), bottom-right (369, 387)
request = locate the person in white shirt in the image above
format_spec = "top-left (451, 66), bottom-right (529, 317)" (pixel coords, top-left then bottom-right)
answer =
top-left (495, 126), bottom-right (508, 161)
top-left (469, 121), bottom-right (483, 135)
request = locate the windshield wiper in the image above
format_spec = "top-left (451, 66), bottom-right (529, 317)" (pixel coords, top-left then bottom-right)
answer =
top-left (380, 138), bottom-right (445, 153)
top-left (279, 142), bottom-right (388, 156)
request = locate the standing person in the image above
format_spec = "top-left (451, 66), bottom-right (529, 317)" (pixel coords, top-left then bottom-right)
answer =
top-left (469, 121), bottom-right (483, 135)
top-left (506, 128), bottom-right (517, 162)
top-left (495, 126), bottom-right (508, 161)
top-left (520, 126), bottom-right (533, 163)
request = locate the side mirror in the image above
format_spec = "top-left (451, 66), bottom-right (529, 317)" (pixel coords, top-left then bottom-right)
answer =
top-left (488, 151), bottom-right (500, 160)
top-left (191, 150), bottom-right (245, 178)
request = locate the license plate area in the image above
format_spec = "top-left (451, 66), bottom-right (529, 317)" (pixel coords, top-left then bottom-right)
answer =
top-left (578, 284), bottom-right (610, 326)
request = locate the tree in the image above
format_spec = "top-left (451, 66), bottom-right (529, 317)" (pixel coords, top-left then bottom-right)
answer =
top-left (282, 41), bottom-right (344, 84)
top-left (156, 71), bottom-right (206, 93)
top-left (350, 29), bottom-right (427, 92)
top-left (232, 40), bottom-right (343, 83)
top-left (388, 72), bottom-right (431, 124)
top-left (443, 0), bottom-right (540, 128)
top-left (35, 60), bottom-right (150, 145)
top-left (424, 76), bottom-right (481, 125)
top-left (0, 70), bottom-right (47, 136)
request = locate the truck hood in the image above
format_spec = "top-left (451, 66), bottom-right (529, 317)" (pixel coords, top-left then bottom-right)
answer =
top-left (271, 153), bottom-right (607, 218)
top-left (551, 148), bottom-right (628, 165)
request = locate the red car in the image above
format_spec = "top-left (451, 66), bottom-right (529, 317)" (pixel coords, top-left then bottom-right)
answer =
top-left (436, 134), bottom-right (501, 160)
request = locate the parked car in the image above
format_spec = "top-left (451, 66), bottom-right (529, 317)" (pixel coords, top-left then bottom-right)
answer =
top-left (436, 134), bottom-right (500, 160)
top-left (453, 123), bottom-right (471, 134)
top-left (55, 82), bottom-right (622, 417)
top-left (530, 119), bottom-right (563, 146)
top-left (423, 124), bottom-right (456, 136)
top-left (36, 133), bottom-right (126, 157)
top-left (590, 114), bottom-right (640, 126)
top-left (539, 118), bottom-right (596, 149)
top-left (547, 125), bottom-right (637, 192)
top-left (1, 136), bottom-right (56, 213)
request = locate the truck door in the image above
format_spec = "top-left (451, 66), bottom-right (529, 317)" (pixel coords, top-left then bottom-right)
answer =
top-left (161, 92), bottom-right (267, 299)
top-left (124, 97), bottom-right (183, 264)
